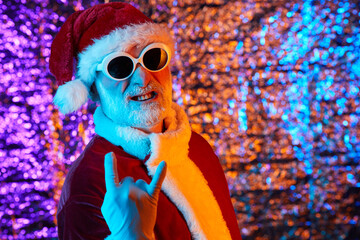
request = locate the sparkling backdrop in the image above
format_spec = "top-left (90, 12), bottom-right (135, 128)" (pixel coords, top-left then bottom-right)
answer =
top-left (0, 0), bottom-right (359, 239)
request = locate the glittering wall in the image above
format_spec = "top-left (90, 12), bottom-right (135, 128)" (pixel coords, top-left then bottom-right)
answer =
top-left (1, 0), bottom-right (359, 239)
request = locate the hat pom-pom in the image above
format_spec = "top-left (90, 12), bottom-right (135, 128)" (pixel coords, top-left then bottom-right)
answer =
top-left (53, 79), bottom-right (89, 114)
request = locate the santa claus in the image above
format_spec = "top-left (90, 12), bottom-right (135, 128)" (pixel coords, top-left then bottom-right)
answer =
top-left (50, 2), bottom-right (241, 240)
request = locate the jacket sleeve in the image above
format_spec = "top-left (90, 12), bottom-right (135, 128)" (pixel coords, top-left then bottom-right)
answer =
top-left (57, 195), bottom-right (111, 240)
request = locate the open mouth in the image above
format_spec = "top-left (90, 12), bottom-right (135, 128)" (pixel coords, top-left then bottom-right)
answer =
top-left (130, 91), bottom-right (157, 102)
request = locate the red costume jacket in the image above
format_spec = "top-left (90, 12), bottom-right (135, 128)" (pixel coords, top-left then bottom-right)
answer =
top-left (57, 104), bottom-right (241, 239)
top-left (57, 133), bottom-right (241, 239)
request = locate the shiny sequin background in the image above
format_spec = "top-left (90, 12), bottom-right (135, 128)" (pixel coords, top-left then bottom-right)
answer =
top-left (0, 0), bottom-right (359, 239)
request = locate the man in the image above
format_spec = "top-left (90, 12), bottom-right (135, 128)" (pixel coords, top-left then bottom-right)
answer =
top-left (50, 2), bottom-right (241, 239)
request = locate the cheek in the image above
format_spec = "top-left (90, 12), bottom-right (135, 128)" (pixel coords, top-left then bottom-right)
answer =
top-left (96, 78), bottom-right (127, 107)
top-left (101, 77), bottom-right (124, 89)
top-left (153, 67), bottom-right (172, 90)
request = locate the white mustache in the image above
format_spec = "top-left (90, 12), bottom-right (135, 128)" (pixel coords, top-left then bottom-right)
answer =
top-left (125, 81), bottom-right (163, 98)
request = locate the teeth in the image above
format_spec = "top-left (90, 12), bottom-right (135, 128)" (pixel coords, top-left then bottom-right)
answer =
top-left (135, 92), bottom-right (153, 101)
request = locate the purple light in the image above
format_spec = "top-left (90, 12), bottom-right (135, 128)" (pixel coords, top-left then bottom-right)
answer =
top-left (0, 0), bottom-right (359, 239)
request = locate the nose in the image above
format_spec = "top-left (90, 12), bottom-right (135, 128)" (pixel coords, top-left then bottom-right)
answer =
top-left (130, 64), bottom-right (151, 87)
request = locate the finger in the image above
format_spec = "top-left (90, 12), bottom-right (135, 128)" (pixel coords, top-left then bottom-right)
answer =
top-left (121, 176), bottom-right (134, 185)
top-left (135, 179), bottom-right (148, 191)
top-left (133, 179), bottom-right (148, 199)
top-left (148, 161), bottom-right (167, 198)
top-left (135, 178), bottom-right (147, 185)
top-left (121, 177), bottom-right (135, 199)
top-left (104, 152), bottom-right (119, 191)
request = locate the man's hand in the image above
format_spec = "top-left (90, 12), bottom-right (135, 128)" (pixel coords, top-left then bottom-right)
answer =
top-left (101, 152), bottom-right (167, 240)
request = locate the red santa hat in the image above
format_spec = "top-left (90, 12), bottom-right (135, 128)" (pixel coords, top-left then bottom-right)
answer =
top-left (50, 2), bottom-right (174, 114)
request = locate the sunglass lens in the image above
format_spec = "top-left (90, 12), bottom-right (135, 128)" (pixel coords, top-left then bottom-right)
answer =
top-left (108, 56), bottom-right (133, 79)
top-left (143, 48), bottom-right (168, 71)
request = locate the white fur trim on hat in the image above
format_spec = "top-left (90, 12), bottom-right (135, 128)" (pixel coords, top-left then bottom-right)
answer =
top-left (77, 22), bottom-right (174, 87)
top-left (53, 79), bottom-right (89, 114)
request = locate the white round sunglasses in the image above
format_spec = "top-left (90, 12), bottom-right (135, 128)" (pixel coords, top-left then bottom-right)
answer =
top-left (96, 42), bottom-right (171, 81)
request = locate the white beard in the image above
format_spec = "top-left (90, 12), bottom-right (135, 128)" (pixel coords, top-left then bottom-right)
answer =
top-left (125, 100), bottom-right (168, 128)
top-left (112, 79), bottom-right (173, 128)
top-left (97, 75), bottom-right (173, 129)
top-left (93, 102), bottom-right (185, 160)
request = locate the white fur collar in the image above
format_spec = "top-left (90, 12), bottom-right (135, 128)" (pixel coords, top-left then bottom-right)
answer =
top-left (94, 102), bottom-right (231, 239)
top-left (93, 103), bottom-right (179, 159)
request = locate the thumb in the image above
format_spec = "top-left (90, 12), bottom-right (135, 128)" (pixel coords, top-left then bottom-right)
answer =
top-left (104, 152), bottom-right (119, 192)
top-left (148, 161), bottom-right (167, 199)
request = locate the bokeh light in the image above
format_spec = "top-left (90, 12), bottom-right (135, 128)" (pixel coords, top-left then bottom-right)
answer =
top-left (0, 0), bottom-right (359, 239)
